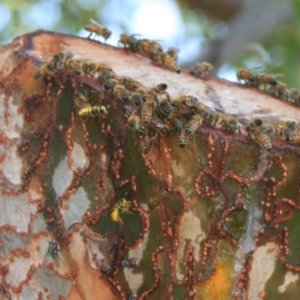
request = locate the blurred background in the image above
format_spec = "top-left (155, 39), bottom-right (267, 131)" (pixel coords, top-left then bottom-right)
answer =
top-left (0, 0), bottom-right (299, 87)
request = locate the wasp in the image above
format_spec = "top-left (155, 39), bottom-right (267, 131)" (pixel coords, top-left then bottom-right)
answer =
top-left (109, 198), bottom-right (133, 226)
top-left (78, 105), bottom-right (108, 117)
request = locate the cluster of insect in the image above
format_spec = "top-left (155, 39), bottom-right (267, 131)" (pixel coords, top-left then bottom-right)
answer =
top-left (33, 22), bottom-right (300, 162)
top-left (84, 19), bottom-right (214, 77)
top-left (84, 19), bottom-right (180, 73)
top-left (127, 83), bottom-right (242, 152)
top-left (247, 118), bottom-right (300, 151)
top-left (237, 69), bottom-right (300, 150)
top-left (33, 50), bottom-right (240, 153)
top-left (81, 19), bottom-right (300, 151)
top-left (35, 55), bottom-right (300, 155)
top-left (237, 69), bottom-right (300, 104)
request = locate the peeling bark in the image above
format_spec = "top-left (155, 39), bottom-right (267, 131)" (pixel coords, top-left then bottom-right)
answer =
top-left (1, 31), bottom-right (300, 300)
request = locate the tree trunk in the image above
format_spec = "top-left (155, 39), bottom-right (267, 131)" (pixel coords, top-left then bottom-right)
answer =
top-left (1, 30), bottom-right (300, 300)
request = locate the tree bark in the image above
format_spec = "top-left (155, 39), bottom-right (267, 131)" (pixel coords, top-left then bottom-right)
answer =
top-left (1, 30), bottom-right (300, 300)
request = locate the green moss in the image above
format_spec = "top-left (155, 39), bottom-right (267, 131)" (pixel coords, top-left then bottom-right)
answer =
top-left (220, 177), bottom-right (241, 204)
top-left (243, 182), bottom-right (266, 207)
top-left (137, 212), bottom-right (165, 295)
top-left (41, 128), bottom-right (67, 232)
top-left (81, 174), bottom-right (97, 203)
top-left (171, 284), bottom-right (186, 299)
top-left (282, 210), bottom-right (300, 265)
top-left (216, 239), bottom-right (235, 267)
top-left (275, 153), bottom-right (300, 202)
top-left (120, 134), bottom-right (157, 205)
top-left (71, 121), bottom-right (87, 147)
top-left (280, 277), bottom-right (300, 300)
top-left (41, 128), bottom-right (67, 183)
top-left (92, 205), bottom-right (144, 246)
top-left (264, 157), bottom-right (283, 181)
top-left (265, 260), bottom-right (288, 300)
top-left (201, 255), bottom-right (215, 280)
top-left (192, 197), bottom-right (216, 233)
top-left (56, 87), bottom-right (73, 127)
top-left (83, 119), bottom-right (107, 144)
top-left (123, 212), bottom-right (144, 247)
top-left (147, 251), bottom-right (172, 299)
top-left (224, 141), bottom-right (261, 178)
top-left (21, 134), bottom-right (44, 165)
top-left (169, 197), bottom-right (184, 215)
top-left (224, 209), bottom-right (248, 240)
top-left (93, 210), bottom-right (119, 234)
top-left (206, 196), bottom-right (220, 215)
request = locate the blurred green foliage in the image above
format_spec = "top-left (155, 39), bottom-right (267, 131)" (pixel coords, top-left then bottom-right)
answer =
top-left (0, 0), bottom-right (103, 42)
